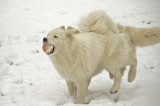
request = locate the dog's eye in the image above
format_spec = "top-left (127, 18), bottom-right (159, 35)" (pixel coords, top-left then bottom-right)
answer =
top-left (53, 35), bottom-right (58, 38)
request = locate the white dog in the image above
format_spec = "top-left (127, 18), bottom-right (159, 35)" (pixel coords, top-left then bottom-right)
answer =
top-left (43, 11), bottom-right (160, 104)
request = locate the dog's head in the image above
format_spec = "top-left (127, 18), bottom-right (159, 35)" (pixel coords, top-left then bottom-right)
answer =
top-left (43, 26), bottom-right (79, 56)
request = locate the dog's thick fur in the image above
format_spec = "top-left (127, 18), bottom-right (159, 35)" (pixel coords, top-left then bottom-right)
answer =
top-left (45, 11), bottom-right (160, 104)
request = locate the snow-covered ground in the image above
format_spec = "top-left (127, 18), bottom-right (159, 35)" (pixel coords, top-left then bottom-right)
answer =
top-left (0, 0), bottom-right (160, 106)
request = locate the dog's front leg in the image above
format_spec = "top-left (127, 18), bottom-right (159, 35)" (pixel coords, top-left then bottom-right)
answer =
top-left (76, 79), bottom-right (88, 104)
top-left (66, 81), bottom-right (75, 96)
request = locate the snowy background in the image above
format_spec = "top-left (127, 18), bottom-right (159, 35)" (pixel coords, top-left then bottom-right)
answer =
top-left (0, 0), bottom-right (160, 106)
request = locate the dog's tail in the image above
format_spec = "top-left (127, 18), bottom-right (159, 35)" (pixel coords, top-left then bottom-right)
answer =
top-left (78, 11), bottom-right (118, 34)
top-left (117, 24), bottom-right (160, 47)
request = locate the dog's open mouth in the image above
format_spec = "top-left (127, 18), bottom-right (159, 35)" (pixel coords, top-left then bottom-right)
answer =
top-left (46, 44), bottom-right (55, 55)
top-left (46, 45), bottom-right (55, 55)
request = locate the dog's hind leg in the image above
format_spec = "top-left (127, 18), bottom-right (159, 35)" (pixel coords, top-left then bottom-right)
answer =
top-left (109, 67), bottom-right (126, 79)
top-left (109, 69), bottom-right (122, 94)
top-left (128, 59), bottom-right (137, 82)
top-left (109, 73), bottom-right (114, 79)
top-left (121, 67), bottom-right (126, 76)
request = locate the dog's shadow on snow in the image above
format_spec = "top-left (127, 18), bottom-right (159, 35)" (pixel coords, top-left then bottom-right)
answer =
top-left (86, 81), bottom-right (139, 104)
top-left (33, 76), bottom-right (139, 105)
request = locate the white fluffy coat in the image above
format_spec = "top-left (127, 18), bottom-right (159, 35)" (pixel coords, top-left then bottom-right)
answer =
top-left (44, 11), bottom-right (160, 104)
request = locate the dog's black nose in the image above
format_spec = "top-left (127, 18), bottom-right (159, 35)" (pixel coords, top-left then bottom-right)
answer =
top-left (43, 37), bottom-right (47, 43)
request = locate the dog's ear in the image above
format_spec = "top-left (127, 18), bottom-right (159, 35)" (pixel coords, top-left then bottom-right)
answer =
top-left (60, 26), bottom-right (65, 30)
top-left (66, 29), bottom-right (80, 37)
top-left (74, 29), bottom-right (80, 34)
top-left (67, 26), bottom-right (74, 30)
top-left (67, 26), bottom-right (80, 34)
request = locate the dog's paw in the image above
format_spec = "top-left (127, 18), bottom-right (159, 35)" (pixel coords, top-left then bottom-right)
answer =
top-left (128, 73), bottom-right (136, 82)
top-left (110, 88), bottom-right (118, 94)
top-left (110, 90), bottom-right (118, 94)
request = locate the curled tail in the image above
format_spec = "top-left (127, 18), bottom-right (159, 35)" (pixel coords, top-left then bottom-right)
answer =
top-left (117, 24), bottom-right (160, 47)
top-left (78, 11), bottom-right (118, 34)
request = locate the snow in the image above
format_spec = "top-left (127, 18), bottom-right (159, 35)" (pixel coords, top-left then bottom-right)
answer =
top-left (0, 0), bottom-right (160, 106)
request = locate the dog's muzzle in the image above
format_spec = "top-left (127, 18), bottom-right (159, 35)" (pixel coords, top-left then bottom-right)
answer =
top-left (42, 37), bottom-right (55, 55)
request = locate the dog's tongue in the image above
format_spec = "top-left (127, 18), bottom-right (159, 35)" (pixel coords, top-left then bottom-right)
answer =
top-left (42, 44), bottom-right (48, 52)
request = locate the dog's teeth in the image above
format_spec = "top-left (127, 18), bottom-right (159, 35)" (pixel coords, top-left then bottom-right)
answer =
top-left (46, 45), bottom-right (54, 53)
